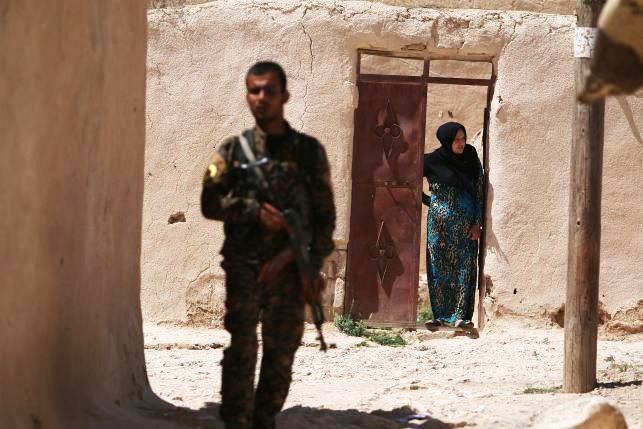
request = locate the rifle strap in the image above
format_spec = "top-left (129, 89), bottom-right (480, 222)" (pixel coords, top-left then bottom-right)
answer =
top-left (238, 134), bottom-right (270, 189)
top-left (238, 134), bottom-right (256, 163)
top-left (241, 130), bottom-right (317, 182)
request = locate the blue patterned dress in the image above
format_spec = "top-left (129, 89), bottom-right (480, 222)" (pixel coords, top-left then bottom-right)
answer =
top-left (426, 171), bottom-right (483, 325)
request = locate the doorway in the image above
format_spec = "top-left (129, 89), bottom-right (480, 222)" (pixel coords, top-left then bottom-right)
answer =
top-left (345, 50), bottom-right (495, 329)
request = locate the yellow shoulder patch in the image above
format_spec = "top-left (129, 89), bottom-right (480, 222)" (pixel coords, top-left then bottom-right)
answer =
top-left (203, 152), bottom-right (227, 184)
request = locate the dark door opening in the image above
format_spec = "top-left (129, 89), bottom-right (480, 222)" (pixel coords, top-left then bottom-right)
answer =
top-left (345, 50), bottom-right (495, 329)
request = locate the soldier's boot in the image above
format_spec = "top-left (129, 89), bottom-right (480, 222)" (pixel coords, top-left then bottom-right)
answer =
top-left (222, 416), bottom-right (251, 429)
top-left (252, 415), bottom-right (276, 429)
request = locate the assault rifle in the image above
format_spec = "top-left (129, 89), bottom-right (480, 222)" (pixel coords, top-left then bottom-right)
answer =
top-left (238, 136), bottom-right (328, 352)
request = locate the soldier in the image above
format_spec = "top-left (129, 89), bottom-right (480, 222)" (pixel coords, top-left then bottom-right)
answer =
top-left (201, 61), bottom-right (336, 429)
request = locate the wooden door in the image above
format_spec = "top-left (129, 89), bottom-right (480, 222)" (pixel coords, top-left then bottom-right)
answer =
top-left (346, 76), bottom-right (427, 327)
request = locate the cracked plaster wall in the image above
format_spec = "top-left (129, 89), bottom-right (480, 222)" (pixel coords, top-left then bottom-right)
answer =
top-left (149, 0), bottom-right (575, 14)
top-left (372, 0), bottom-right (574, 15)
top-left (143, 0), bottom-right (643, 326)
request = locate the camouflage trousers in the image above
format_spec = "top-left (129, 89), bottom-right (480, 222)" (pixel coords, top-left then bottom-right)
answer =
top-left (219, 257), bottom-right (305, 429)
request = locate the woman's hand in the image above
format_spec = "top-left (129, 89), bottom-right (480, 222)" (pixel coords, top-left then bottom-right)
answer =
top-left (467, 223), bottom-right (481, 241)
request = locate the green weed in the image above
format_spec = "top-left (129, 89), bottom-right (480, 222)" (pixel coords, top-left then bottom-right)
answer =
top-left (366, 331), bottom-right (407, 347)
top-left (609, 362), bottom-right (634, 373)
top-left (334, 314), bottom-right (367, 337)
top-left (416, 305), bottom-right (434, 323)
top-left (523, 386), bottom-right (561, 394)
top-left (335, 315), bottom-right (407, 347)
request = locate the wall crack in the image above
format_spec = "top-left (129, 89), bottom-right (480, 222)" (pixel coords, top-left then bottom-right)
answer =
top-left (299, 21), bottom-right (314, 129)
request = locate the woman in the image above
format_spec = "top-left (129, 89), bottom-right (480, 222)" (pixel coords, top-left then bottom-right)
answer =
top-left (423, 122), bottom-right (483, 329)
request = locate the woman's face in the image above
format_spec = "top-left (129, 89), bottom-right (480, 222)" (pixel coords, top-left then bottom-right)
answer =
top-left (451, 129), bottom-right (466, 154)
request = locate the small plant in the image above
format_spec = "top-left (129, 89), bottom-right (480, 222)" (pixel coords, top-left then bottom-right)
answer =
top-left (335, 315), bottom-right (407, 347)
top-left (609, 362), bottom-right (634, 373)
top-left (366, 331), bottom-right (407, 347)
top-left (523, 386), bottom-right (561, 394)
top-left (335, 314), bottom-right (367, 337)
top-left (416, 305), bottom-right (434, 323)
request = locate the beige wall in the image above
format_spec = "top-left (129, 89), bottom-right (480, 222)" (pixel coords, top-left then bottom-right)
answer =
top-left (143, 0), bottom-right (642, 326)
top-left (373, 0), bottom-right (575, 14)
top-left (0, 2), bottom-right (180, 427)
top-left (149, 0), bottom-right (575, 14)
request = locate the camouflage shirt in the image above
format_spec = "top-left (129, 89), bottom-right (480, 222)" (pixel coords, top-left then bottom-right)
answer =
top-left (201, 123), bottom-right (336, 271)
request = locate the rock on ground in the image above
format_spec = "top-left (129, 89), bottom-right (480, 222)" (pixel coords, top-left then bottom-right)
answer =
top-left (532, 397), bottom-right (628, 429)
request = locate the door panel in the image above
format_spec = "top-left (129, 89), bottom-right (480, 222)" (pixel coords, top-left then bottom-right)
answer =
top-left (352, 80), bottom-right (426, 186)
top-left (346, 78), bottom-right (426, 326)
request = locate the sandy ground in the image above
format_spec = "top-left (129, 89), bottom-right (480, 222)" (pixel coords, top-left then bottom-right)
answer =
top-left (144, 319), bottom-right (642, 428)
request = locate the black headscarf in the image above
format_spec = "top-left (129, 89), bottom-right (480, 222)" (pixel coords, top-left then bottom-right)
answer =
top-left (423, 122), bottom-right (481, 197)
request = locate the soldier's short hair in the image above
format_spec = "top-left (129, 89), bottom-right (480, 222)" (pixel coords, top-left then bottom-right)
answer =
top-left (246, 61), bottom-right (287, 92)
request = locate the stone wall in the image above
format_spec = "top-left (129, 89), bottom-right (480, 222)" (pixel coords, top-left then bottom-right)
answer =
top-left (0, 2), bottom-right (180, 427)
top-left (143, 0), bottom-right (643, 327)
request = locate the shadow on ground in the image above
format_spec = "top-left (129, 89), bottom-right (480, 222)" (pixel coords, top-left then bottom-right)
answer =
top-left (146, 403), bottom-right (468, 428)
top-left (596, 379), bottom-right (642, 389)
top-left (280, 404), bottom-right (468, 428)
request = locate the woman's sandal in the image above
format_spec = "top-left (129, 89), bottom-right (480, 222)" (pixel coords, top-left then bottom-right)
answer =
top-left (424, 319), bottom-right (442, 329)
top-left (454, 319), bottom-right (474, 330)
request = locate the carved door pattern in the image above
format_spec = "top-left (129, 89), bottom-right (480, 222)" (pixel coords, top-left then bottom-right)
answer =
top-left (346, 76), bottom-right (427, 327)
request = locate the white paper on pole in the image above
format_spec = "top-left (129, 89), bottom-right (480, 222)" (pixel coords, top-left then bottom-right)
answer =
top-left (574, 27), bottom-right (598, 58)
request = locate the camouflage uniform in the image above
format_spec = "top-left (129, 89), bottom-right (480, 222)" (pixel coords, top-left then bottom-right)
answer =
top-left (201, 123), bottom-right (336, 429)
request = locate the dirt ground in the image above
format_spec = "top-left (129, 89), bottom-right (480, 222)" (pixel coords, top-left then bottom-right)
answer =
top-left (144, 318), bottom-right (642, 428)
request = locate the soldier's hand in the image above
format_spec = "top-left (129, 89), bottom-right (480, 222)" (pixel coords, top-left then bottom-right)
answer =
top-left (259, 203), bottom-right (286, 232)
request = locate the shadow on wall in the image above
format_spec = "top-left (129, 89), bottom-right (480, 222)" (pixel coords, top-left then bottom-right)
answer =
top-left (484, 181), bottom-right (508, 264)
top-left (616, 96), bottom-right (643, 145)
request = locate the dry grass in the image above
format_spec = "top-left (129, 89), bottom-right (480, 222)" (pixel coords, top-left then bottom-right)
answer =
top-left (522, 386), bottom-right (561, 394)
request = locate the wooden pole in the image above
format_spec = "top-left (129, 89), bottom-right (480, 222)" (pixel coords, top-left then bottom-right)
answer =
top-left (564, 0), bottom-right (606, 393)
